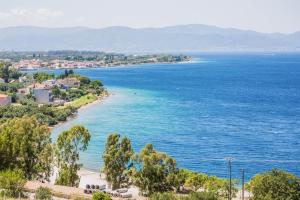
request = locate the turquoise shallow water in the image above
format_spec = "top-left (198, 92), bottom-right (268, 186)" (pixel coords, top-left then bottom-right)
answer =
top-left (51, 53), bottom-right (300, 180)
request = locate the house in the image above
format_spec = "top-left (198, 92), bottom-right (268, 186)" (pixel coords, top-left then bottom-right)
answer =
top-left (18, 76), bottom-right (33, 84)
top-left (42, 79), bottom-right (57, 88)
top-left (0, 78), bottom-right (5, 83)
top-left (17, 88), bottom-right (30, 95)
top-left (29, 83), bottom-right (51, 104)
top-left (33, 87), bottom-right (51, 104)
top-left (17, 87), bottom-right (31, 101)
top-left (57, 77), bottom-right (80, 88)
top-left (0, 94), bottom-right (12, 105)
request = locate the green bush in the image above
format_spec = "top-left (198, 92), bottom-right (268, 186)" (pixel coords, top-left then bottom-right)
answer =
top-left (150, 192), bottom-right (177, 200)
top-left (183, 192), bottom-right (219, 200)
top-left (35, 187), bottom-right (52, 200)
top-left (150, 192), bottom-right (219, 200)
top-left (247, 169), bottom-right (300, 200)
top-left (92, 192), bottom-right (112, 200)
top-left (0, 169), bottom-right (26, 198)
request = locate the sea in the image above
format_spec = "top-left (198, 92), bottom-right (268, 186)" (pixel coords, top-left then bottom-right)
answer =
top-left (51, 53), bottom-right (300, 181)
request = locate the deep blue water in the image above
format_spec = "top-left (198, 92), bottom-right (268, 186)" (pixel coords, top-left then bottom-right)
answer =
top-left (51, 53), bottom-right (300, 181)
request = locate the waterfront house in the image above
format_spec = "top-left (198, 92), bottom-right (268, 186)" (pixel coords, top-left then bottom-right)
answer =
top-left (0, 94), bottom-right (11, 105)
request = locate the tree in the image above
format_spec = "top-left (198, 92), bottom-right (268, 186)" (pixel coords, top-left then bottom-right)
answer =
top-left (90, 80), bottom-right (103, 88)
top-left (92, 192), bottom-right (112, 200)
top-left (35, 187), bottom-right (52, 200)
top-left (247, 169), bottom-right (300, 200)
top-left (33, 72), bottom-right (54, 83)
top-left (0, 62), bottom-right (10, 83)
top-left (102, 134), bottom-right (133, 190)
top-left (51, 85), bottom-right (61, 98)
top-left (0, 169), bottom-right (26, 198)
top-left (177, 169), bottom-right (192, 189)
top-left (0, 116), bottom-right (53, 181)
top-left (55, 125), bottom-right (91, 187)
top-left (133, 144), bottom-right (178, 196)
top-left (185, 172), bottom-right (208, 191)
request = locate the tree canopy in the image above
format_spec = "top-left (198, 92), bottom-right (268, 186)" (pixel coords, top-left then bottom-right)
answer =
top-left (133, 144), bottom-right (178, 196)
top-left (55, 125), bottom-right (91, 187)
top-left (102, 133), bottom-right (133, 190)
top-left (0, 116), bottom-right (53, 181)
top-left (0, 62), bottom-right (22, 83)
top-left (247, 169), bottom-right (300, 200)
top-left (0, 169), bottom-right (26, 198)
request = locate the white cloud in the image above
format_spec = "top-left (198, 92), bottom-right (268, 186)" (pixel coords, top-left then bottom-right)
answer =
top-left (10, 8), bottom-right (29, 16)
top-left (0, 8), bottom-right (64, 27)
top-left (37, 8), bottom-right (63, 18)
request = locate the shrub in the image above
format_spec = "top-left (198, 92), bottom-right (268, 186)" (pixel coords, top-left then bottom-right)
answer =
top-left (92, 192), bottom-right (112, 200)
top-left (183, 192), bottom-right (219, 200)
top-left (150, 192), bottom-right (219, 200)
top-left (150, 192), bottom-right (177, 200)
top-left (35, 187), bottom-right (52, 200)
top-left (0, 169), bottom-right (26, 198)
top-left (247, 169), bottom-right (300, 200)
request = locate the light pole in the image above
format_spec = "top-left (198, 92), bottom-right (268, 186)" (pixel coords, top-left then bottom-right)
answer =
top-left (226, 157), bottom-right (233, 200)
top-left (241, 169), bottom-right (245, 200)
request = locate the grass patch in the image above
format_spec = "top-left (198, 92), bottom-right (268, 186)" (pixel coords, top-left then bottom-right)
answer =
top-left (63, 94), bottom-right (98, 109)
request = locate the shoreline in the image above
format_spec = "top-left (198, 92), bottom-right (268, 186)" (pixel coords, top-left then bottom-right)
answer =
top-left (50, 91), bottom-right (109, 130)
top-left (20, 59), bottom-right (193, 71)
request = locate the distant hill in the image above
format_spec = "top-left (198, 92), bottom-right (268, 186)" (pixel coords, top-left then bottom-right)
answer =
top-left (0, 25), bottom-right (299, 52)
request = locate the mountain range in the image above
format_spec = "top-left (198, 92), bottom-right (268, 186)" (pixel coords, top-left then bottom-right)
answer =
top-left (0, 24), bottom-right (300, 52)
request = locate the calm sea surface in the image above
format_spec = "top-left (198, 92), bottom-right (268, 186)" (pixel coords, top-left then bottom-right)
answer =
top-left (51, 53), bottom-right (300, 180)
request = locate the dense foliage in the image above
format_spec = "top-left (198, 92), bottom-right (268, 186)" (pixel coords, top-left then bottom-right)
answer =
top-left (33, 72), bottom-right (55, 83)
top-left (101, 134), bottom-right (238, 198)
top-left (178, 169), bottom-right (235, 198)
top-left (247, 169), bottom-right (300, 200)
top-left (0, 169), bottom-right (26, 198)
top-left (92, 192), bottom-right (112, 200)
top-left (0, 62), bottom-right (22, 83)
top-left (0, 103), bottom-right (77, 125)
top-left (55, 125), bottom-right (91, 187)
top-left (35, 187), bottom-right (53, 200)
top-left (150, 192), bottom-right (219, 200)
top-left (102, 134), bottom-right (133, 189)
top-left (133, 144), bottom-right (178, 196)
top-left (0, 116), bottom-right (53, 181)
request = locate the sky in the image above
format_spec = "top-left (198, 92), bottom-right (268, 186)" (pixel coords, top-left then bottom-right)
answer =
top-left (0, 0), bottom-right (300, 33)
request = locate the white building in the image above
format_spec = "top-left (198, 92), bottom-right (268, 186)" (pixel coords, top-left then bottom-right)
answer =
top-left (33, 88), bottom-right (51, 104)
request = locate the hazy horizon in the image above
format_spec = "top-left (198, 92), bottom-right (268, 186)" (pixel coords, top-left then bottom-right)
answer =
top-left (1, 24), bottom-right (300, 35)
top-left (1, 0), bottom-right (300, 34)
